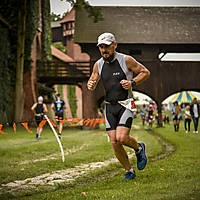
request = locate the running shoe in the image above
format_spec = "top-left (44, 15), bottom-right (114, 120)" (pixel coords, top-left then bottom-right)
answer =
top-left (58, 134), bottom-right (62, 140)
top-left (37, 136), bottom-right (40, 140)
top-left (124, 170), bottom-right (136, 180)
top-left (136, 142), bottom-right (147, 170)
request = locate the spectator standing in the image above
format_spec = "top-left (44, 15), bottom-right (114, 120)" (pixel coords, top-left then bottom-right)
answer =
top-left (140, 109), bottom-right (145, 126)
top-left (171, 101), bottom-right (181, 132)
top-left (184, 105), bottom-right (192, 133)
top-left (190, 98), bottom-right (200, 133)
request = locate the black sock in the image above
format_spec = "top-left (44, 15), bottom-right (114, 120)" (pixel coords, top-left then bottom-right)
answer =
top-left (135, 146), bottom-right (142, 154)
top-left (174, 125), bottom-right (176, 132)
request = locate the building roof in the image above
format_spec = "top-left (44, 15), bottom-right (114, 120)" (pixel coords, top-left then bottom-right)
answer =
top-left (74, 6), bottom-right (200, 44)
top-left (60, 8), bottom-right (75, 24)
top-left (51, 45), bottom-right (74, 62)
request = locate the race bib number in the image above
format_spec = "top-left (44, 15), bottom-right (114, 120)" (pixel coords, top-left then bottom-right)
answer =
top-left (118, 98), bottom-right (137, 112)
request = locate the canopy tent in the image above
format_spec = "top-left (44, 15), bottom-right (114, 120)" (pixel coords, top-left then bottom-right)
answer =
top-left (169, 91), bottom-right (197, 103)
top-left (135, 100), bottom-right (150, 105)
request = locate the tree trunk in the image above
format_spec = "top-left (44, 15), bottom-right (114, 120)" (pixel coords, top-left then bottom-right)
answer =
top-left (15, 0), bottom-right (26, 122)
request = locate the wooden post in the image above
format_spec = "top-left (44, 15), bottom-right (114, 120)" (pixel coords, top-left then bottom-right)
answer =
top-left (82, 82), bottom-right (98, 119)
top-left (157, 102), bottom-right (163, 127)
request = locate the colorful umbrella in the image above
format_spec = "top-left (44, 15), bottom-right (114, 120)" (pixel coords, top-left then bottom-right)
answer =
top-left (169, 91), bottom-right (197, 103)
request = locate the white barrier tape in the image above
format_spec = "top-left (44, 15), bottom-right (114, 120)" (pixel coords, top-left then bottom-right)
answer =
top-left (44, 115), bottom-right (65, 162)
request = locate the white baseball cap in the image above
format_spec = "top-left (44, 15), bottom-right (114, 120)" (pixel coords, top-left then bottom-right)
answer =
top-left (97, 32), bottom-right (116, 46)
top-left (38, 96), bottom-right (43, 102)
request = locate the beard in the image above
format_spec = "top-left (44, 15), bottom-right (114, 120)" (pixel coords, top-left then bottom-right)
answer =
top-left (102, 52), bottom-right (115, 63)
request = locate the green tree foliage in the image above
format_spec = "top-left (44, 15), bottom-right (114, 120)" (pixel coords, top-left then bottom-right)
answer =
top-left (24, 0), bottom-right (39, 71)
top-left (0, 27), bottom-right (14, 124)
top-left (67, 85), bottom-right (77, 118)
top-left (50, 12), bottom-right (63, 22)
top-left (52, 42), bottom-right (66, 53)
top-left (0, 0), bottom-right (18, 124)
top-left (67, 0), bottom-right (103, 22)
top-left (50, 11), bottom-right (69, 22)
top-left (0, 0), bottom-right (40, 123)
top-left (15, 0), bottom-right (27, 122)
top-left (41, 0), bottom-right (52, 61)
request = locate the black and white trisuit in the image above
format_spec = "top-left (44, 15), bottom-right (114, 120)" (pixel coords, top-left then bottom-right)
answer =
top-left (97, 52), bottom-right (134, 131)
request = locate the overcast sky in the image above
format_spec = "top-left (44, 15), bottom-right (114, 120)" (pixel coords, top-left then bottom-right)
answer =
top-left (50, 0), bottom-right (200, 15)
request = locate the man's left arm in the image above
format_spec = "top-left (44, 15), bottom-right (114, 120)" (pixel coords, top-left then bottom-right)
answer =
top-left (126, 55), bottom-right (150, 84)
top-left (120, 56), bottom-right (150, 90)
top-left (43, 104), bottom-right (48, 113)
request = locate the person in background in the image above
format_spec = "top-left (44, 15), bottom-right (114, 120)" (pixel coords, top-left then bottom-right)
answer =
top-left (147, 104), bottom-right (154, 130)
top-left (51, 94), bottom-right (67, 139)
top-left (31, 96), bottom-right (48, 140)
top-left (163, 114), bottom-right (167, 124)
top-left (140, 109), bottom-right (145, 126)
top-left (190, 98), bottom-right (199, 133)
top-left (171, 101), bottom-right (181, 132)
top-left (166, 115), bottom-right (170, 124)
top-left (184, 105), bottom-right (192, 133)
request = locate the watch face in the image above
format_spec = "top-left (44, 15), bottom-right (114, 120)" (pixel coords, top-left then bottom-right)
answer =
top-left (131, 80), bottom-right (136, 87)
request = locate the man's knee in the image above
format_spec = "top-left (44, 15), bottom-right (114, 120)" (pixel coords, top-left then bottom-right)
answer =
top-left (116, 134), bottom-right (128, 144)
top-left (110, 140), bottom-right (122, 151)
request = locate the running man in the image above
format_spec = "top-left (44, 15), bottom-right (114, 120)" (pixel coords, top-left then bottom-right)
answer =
top-left (87, 33), bottom-right (150, 180)
top-left (51, 94), bottom-right (67, 139)
top-left (31, 96), bottom-right (48, 140)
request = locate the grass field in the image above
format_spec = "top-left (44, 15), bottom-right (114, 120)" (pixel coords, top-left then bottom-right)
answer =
top-left (0, 117), bottom-right (199, 200)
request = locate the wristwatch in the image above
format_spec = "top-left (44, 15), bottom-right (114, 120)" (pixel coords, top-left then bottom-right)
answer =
top-left (131, 80), bottom-right (136, 87)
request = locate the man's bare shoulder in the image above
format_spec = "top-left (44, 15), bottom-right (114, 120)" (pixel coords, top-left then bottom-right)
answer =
top-left (125, 55), bottom-right (136, 63)
top-left (93, 61), bottom-right (99, 73)
top-left (125, 55), bottom-right (137, 69)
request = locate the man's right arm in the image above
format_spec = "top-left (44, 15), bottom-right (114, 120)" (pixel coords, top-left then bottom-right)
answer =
top-left (87, 62), bottom-right (100, 91)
